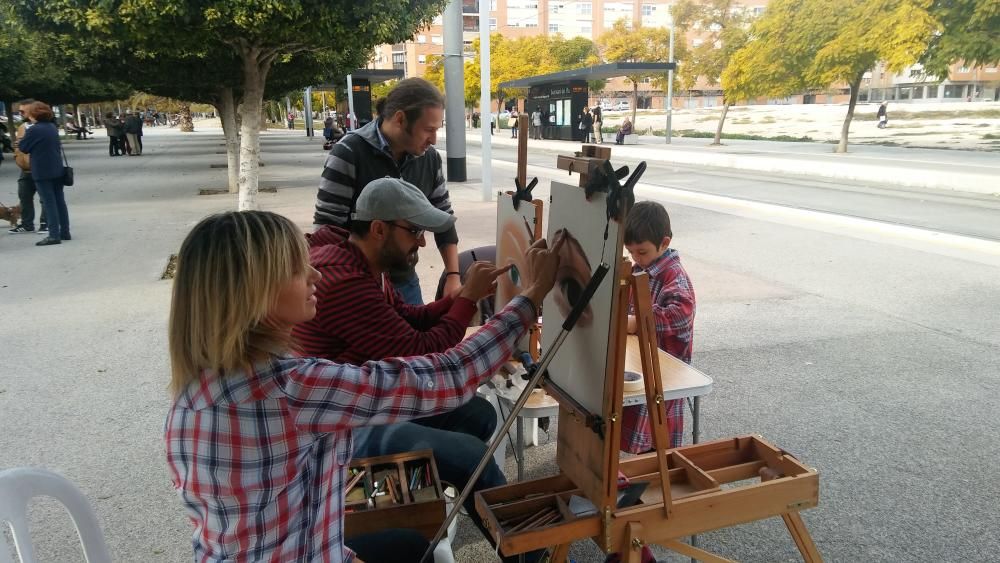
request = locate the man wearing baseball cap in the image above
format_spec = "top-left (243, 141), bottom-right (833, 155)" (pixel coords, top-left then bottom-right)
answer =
top-left (293, 178), bottom-right (541, 562)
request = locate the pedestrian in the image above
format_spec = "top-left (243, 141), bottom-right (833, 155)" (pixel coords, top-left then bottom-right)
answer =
top-left (593, 105), bottom-right (604, 143)
top-left (531, 107), bottom-right (542, 139)
top-left (877, 102), bottom-right (888, 129)
top-left (17, 101), bottom-right (70, 246)
top-left (509, 108), bottom-right (518, 138)
top-left (287, 111), bottom-right (296, 129)
top-left (490, 112), bottom-right (496, 136)
top-left (124, 111), bottom-right (143, 155)
top-left (541, 107), bottom-right (550, 139)
top-left (314, 77), bottom-right (462, 305)
top-left (7, 98), bottom-right (47, 235)
top-left (104, 112), bottom-right (124, 157)
top-left (322, 114), bottom-right (334, 141)
top-left (581, 107), bottom-right (594, 143)
top-left (164, 209), bottom-right (562, 563)
top-left (472, 111), bottom-right (480, 128)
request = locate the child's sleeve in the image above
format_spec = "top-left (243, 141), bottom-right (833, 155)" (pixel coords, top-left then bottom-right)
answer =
top-left (650, 276), bottom-right (695, 337)
top-left (284, 296), bottom-right (536, 433)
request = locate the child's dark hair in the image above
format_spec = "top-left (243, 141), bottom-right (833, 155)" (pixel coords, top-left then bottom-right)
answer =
top-left (378, 78), bottom-right (444, 133)
top-left (624, 201), bottom-right (672, 245)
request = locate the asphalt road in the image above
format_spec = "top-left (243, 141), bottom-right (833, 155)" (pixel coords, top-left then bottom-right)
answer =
top-left (1, 129), bottom-right (998, 562)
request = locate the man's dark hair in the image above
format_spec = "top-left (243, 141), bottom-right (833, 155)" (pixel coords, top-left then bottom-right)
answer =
top-left (379, 78), bottom-right (444, 133)
top-left (348, 219), bottom-right (373, 238)
top-left (624, 201), bottom-right (672, 246)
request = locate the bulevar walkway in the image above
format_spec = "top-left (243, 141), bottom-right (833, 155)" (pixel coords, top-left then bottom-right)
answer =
top-left (2, 123), bottom-right (999, 562)
top-left (447, 129), bottom-right (1000, 195)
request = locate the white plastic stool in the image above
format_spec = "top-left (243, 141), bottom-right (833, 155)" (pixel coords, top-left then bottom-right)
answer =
top-left (0, 467), bottom-right (111, 563)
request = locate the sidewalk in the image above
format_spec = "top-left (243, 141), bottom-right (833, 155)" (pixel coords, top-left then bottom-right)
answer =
top-left (449, 129), bottom-right (1000, 195)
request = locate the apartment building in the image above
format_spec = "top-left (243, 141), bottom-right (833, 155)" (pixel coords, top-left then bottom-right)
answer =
top-left (368, 1), bottom-right (996, 109)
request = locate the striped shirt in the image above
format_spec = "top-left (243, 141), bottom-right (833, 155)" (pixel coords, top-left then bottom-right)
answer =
top-left (165, 296), bottom-right (535, 563)
top-left (620, 248), bottom-right (696, 453)
top-left (314, 119), bottom-right (457, 250)
top-left (292, 226), bottom-right (477, 364)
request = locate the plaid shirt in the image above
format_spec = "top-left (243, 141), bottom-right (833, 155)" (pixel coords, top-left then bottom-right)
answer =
top-left (620, 249), bottom-right (696, 453)
top-left (165, 297), bottom-right (535, 563)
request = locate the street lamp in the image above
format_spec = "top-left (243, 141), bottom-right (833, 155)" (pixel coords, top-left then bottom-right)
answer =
top-left (665, 22), bottom-right (675, 144)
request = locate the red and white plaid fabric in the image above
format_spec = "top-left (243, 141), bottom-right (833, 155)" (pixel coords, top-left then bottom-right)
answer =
top-left (165, 297), bottom-right (535, 562)
top-left (620, 249), bottom-right (696, 454)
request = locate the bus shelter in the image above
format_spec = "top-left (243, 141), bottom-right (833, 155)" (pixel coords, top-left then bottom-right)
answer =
top-left (316, 68), bottom-right (404, 129)
top-left (499, 62), bottom-right (674, 141)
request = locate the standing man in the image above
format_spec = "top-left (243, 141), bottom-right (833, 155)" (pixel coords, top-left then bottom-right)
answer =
top-left (7, 98), bottom-right (46, 234)
top-left (531, 106), bottom-right (542, 139)
top-left (314, 77), bottom-right (461, 304)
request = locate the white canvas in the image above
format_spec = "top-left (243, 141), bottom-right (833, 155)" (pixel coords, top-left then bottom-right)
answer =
top-left (541, 181), bottom-right (622, 415)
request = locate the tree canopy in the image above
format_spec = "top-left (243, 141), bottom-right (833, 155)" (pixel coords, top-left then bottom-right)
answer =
top-left (921, 0), bottom-right (1000, 78)
top-left (597, 19), bottom-right (672, 123)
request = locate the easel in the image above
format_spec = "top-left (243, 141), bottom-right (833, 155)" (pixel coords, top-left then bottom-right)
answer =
top-left (472, 148), bottom-right (822, 563)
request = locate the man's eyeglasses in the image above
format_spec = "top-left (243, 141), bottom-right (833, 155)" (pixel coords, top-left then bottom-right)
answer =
top-left (387, 221), bottom-right (425, 239)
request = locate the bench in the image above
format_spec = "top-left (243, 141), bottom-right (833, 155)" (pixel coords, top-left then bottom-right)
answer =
top-left (623, 133), bottom-right (639, 145)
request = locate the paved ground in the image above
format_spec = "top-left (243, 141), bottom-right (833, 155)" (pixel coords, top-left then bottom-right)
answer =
top-left (1, 124), bottom-right (999, 562)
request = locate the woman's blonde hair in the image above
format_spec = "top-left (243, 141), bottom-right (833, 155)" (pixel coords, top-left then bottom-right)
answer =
top-left (168, 211), bottom-right (309, 394)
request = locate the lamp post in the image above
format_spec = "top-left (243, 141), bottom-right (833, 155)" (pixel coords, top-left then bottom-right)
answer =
top-left (479, 0), bottom-right (492, 201)
top-left (665, 22), bottom-right (675, 144)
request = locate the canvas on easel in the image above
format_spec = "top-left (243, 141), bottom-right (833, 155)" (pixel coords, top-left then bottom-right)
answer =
top-left (541, 180), bottom-right (623, 416)
top-left (495, 192), bottom-right (544, 352)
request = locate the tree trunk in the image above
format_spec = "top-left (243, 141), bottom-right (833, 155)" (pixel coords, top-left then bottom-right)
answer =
top-left (217, 88), bottom-right (240, 194)
top-left (179, 104), bottom-right (194, 132)
top-left (631, 82), bottom-right (638, 125)
top-left (836, 74), bottom-right (863, 154)
top-left (237, 49), bottom-right (272, 211)
top-left (712, 101), bottom-right (731, 146)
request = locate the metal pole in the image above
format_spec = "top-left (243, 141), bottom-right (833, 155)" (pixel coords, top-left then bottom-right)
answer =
top-left (346, 74), bottom-right (356, 131)
top-left (666, 23), bottom-right (675, 144)
top-left (444, 0), bottom-right (468, 181)
top-left (303, 87), bottom-right (314, 137)
top-left (479, 0), bottom-right (492, 201)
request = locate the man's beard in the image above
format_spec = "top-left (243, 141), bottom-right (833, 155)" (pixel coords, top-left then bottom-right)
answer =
top-left (379, 239), bottom-right (419, 275)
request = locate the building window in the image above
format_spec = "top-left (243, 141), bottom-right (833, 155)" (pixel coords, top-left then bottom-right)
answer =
top-left (641, 4), bottom-right (653, 16)
top-left (578, 2), bottom-right (592, 16)
top-left (926, 85), bottom-right (938, 98)
top-left (491, 0), bottom-right (497, 9)
top-left (581, 24), bottom-right (592, 34)
top-left (490, 17), bottom-right (497, 30)
top-left (418, 54), bottom-right (427, 63)
top-left (959, 66), bottom-right (969, 73)
top-left (753, 6), bottom-right (765, 16)
top-left (431, 34), bottom-right (443, 44)
top-left (549, 23), bottom-right (560, 32)
top-left (418, 34), bottom-right (427, 43)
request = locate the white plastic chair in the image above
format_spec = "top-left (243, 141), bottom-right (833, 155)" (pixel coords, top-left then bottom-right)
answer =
top-left (0, 468), bottom-right (111, 563)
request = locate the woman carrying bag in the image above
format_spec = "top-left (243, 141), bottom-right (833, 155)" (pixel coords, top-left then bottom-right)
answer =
top-left (18, 101), bottom-right (71, 246)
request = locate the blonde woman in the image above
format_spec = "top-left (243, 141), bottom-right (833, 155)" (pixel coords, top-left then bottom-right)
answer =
top-left (165, 210), bottom-right (563, 563)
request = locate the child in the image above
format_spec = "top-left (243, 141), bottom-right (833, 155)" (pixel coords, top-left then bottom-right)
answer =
top-left (164, 210), bottom-right (562, 563)
top-left (620, 201), bottom-right (696, 453)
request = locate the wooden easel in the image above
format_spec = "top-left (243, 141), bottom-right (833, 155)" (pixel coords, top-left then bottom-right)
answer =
top-left (475, 149), bottom-right (822, 563)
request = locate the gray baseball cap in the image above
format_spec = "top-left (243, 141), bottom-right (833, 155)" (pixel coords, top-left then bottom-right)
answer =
top-left (352, 177), bottom-right (456, 233)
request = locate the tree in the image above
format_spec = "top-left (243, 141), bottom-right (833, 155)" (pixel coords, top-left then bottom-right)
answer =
top-left (721, 0), bottom-right (936, 153)
top-left (920, 0), bottom-right (1000, 79)
top-left (15, 0), bottom-right (447, 210)
top-left (672, 0), bottom-right (752, 145)
top-left (597, 19), bottom-right (672, 124)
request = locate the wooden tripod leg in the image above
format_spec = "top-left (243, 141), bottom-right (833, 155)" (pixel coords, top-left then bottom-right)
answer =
top-left (549, 543), bottom-right (570, 563)
top-left (661, 539), bottom-right (735, 563)
top-left (625, 522), bottom-right (644, 563)
top-left (782, 512), bottom-right (823, 563)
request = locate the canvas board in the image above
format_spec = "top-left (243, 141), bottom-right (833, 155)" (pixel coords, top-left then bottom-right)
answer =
top-left (541, 181), bottom-right (622, 415)
top-left (495, 192), bottom-right (542, 352)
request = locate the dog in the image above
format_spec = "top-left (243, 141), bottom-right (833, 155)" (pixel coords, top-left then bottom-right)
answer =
top-left (0, 201), bottom-right (22, 227)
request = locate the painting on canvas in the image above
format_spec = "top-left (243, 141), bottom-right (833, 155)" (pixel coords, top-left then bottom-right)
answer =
top-left (541, 181), bottom-right (622, 415)
top-left (495, 193), bottom-right (543, 351)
